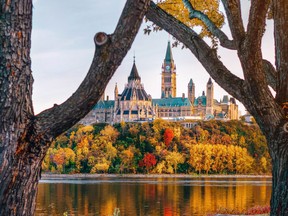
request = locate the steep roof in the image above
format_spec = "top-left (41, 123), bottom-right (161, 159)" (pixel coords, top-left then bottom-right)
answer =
top-left (165, 41), bottom-right (174, 63)
top-left (188, 78), bottom-right (194, 85)
top-left (128, 62), bottom-right (141, 82)
top-left (194, 95), bottom-right (207, 106)
top-left (93, 100), bottom-right (115, 109)
top-left (120, 86), bottom-right (150, 101)
top-left (207, 77), bottom-right (213, 84)
top-left (152, 97), bottom-right (192, 107)
top-left (120, 60), bottom-right (150, 101)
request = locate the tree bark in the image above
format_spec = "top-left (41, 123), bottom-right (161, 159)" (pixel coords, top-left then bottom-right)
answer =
top-left (0, 0), bottom-right (150, 215)
top-left (269, 133), bottom-right (288, 215)
top-left (273, 0), bottom-right (288, 104)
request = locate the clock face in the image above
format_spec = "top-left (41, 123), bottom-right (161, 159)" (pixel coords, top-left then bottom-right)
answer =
top-left (166, 65), bottom-right (170, 70)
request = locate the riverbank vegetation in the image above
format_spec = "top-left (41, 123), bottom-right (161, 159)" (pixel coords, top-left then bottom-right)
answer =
top-left (207, 205), bottom-right (270, 215)
top-left (42, 120), bottom-right (271, 175)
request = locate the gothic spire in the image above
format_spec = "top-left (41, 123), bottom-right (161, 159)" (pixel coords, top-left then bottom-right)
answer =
top-left (128, 57), bottom-right (141, 82)
top-left (188, 78), bottom-right (194, 85)
top-left (165, 41), bottom-right (174, 63)
top-left (207, 77), bottom-right (213, 85)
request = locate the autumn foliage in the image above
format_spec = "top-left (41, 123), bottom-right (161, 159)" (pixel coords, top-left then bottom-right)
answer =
top-left (42, 120), bottom-right (271, 175)
top-left (208, 205), bottom-right (270, 215)
top-left (163, 128), bottom-right (174, 147)
top-left (139, 153), bottom-right (157, 172)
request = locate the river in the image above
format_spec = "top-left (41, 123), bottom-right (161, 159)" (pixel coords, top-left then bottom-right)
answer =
top-left (36, 176), bottom-right (271, 216)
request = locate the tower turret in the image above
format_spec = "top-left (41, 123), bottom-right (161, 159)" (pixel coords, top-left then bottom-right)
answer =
top-left (206, 78), bottom-right (214, 115)
top-left (114, 83), bottom-right (119, 109)
top-left (161, 41), bottom-right (176, 98)
top-left (188, 78), bottom-right (195, 105)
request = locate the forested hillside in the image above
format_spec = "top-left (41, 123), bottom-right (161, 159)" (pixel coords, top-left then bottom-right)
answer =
top-left (42, 120), bottom-right (270, 174)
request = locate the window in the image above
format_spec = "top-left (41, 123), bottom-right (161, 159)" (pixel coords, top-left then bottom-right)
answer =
top-left (164, 77), bottom-right (171, 82)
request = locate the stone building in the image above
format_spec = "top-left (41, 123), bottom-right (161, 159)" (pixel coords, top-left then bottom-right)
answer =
top-left (113, 59), bottom-right (156, 122)
top-left (81, 41), bottom-right (239, 124)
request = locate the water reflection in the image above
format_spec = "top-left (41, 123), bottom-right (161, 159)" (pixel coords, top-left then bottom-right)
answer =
top-left (36, 177), bottom-right (271, 216)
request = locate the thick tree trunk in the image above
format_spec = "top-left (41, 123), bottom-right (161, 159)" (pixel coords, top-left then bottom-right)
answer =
top-left (0, 0), bottom-right (150, 215)
top-left (268, 132), bottom-right (288, 215)
top-left (0, 0), bottom-right (37, 214)
top-left (0, 133), bottom-right (48, 215)
top-left (271, 155), bottom-right (288, 215)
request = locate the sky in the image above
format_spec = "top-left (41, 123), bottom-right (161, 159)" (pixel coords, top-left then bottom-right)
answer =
top-left (31, 0), bottom-right (275, 115)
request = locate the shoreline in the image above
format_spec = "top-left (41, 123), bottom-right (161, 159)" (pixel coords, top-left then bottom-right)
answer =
top-left (41, 173), bottom-right (272, 180)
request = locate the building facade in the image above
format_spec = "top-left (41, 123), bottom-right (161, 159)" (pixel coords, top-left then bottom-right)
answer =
top-left (113, 59), bottom-right (155, 122)
top-left (81, 41), bottom-right (239, 124)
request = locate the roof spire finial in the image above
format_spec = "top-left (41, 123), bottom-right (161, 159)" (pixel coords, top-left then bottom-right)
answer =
top-left (133, 51), bottom-right (135, 63)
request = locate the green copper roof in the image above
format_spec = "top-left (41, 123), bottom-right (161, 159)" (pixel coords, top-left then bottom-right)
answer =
top-left (152, 97), bottom-right (192, 107)
top-left (222, 95), bottom-right (229, 104)
top-left (194, 95), bottom-right (207, 106)
top-left (165, 41), bottom-right (173, 63)
top-left (188, 78), bottom-right (194, 85)
top-left (93, 100), bottom-right (115, 109)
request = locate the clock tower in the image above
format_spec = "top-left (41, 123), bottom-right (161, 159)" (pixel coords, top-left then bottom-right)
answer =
top-left (161, 41), bottom-right (177, 98)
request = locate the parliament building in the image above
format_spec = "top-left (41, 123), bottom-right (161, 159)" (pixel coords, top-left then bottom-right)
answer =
top-left (81, 42), bottom-right (238, 124)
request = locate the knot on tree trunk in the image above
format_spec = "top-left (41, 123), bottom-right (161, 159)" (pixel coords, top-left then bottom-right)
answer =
top-left (94, 32), bottom-right (108, 46)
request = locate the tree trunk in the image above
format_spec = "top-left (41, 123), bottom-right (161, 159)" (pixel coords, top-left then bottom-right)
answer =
top-left (271, 157), bottom-right (288, 215)
top-left (0, 133), bottom-right (48, 215)
top-left (0, 0), bottom-right (37, 214)
top-left (269, 132), bottom-right (288, 215)
top-left (0, 0), bottom-right (150, 215)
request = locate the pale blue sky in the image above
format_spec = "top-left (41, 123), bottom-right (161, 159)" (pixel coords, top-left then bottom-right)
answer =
top-left (31, 1), bottom-right (274, 115)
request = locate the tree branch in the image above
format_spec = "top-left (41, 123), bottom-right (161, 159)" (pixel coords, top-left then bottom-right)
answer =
top-left (146, 1), bottom-right (245, 102)
top-left (221, 0), bottom-right (245, 45)
top-left (245, 0), bottom-right (270, 51)
top-left (36, 0), bottom-right (150, 138)
top-left (236, 0), bottom-right (271, 104)
top-left (273, 0), bottom-right (288, 104)
top-left (263, 59), bottom-right (277, 91)
top-left (182, 0), bottom-right (236, 50)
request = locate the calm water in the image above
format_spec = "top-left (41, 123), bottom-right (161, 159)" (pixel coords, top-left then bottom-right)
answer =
top-left (36, 177), bottom-right (271, 216)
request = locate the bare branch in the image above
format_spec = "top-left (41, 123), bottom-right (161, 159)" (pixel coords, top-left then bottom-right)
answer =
top-left (245, 0), bottom-right (270, 51)
top-left (36, 0), bottom-right (150, 138)
top-left (146, 1), bottom-right (245, 102)
top-left (221, 0), bottom-right (245, 45)
top-left (182, 0), bottom-right (236, 50)
top-left (236, 0), bottom-right (271, 99)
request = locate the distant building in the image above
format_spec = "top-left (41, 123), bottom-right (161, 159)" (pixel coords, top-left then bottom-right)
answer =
top-left (81, 41), bottom-right (238, 124)
top-left (113, 58), bottom-right (156, 122)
